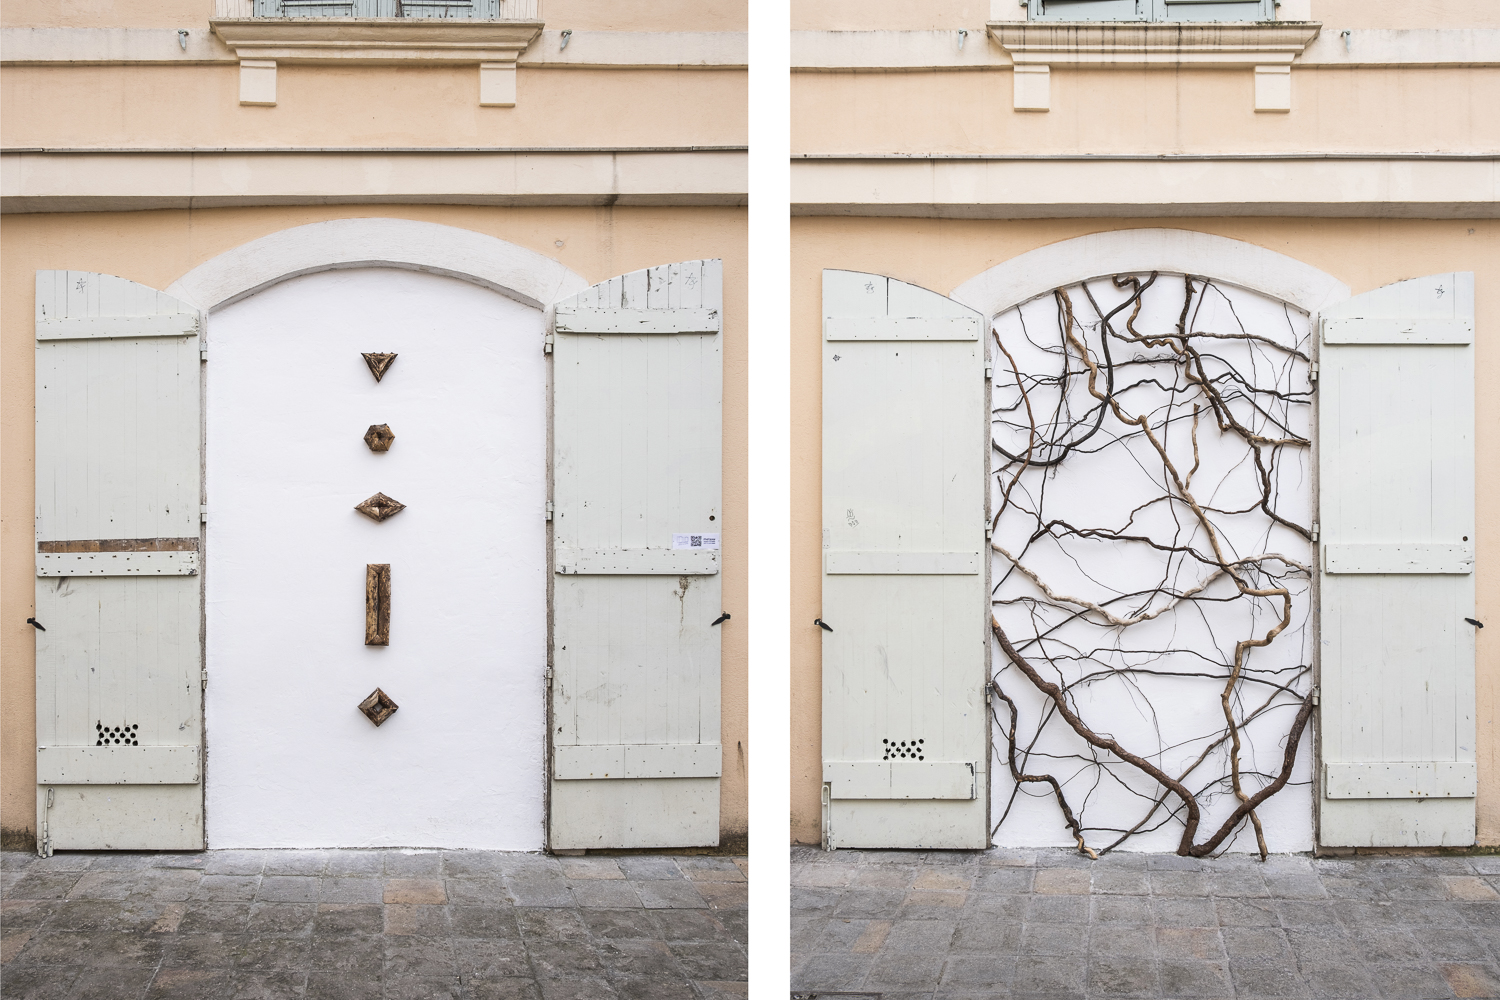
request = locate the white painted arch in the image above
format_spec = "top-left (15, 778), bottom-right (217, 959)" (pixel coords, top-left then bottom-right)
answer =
top-left (165, 217), bottom-right (590, 314)
top-left (950, 227), bottom-right (1351, 321)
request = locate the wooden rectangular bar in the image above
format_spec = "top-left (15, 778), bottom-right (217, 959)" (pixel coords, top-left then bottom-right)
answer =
top-left (38, 537), bottom-right (199, 553)
top-left (365, 563), bottom-right (391, 645)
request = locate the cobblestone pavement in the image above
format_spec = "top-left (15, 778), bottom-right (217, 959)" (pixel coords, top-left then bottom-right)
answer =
top-left (791, 846), bottom-right (1500, 1000)
top-left (0, 849), bottom-right (747, 999)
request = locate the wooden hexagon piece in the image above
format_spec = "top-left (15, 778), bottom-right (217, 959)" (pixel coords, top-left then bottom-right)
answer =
top-left (364, 424), bottom-right (395, 452)
top-left (358, 687), bottom-right (398, 726)
top-left (362, 352), bottom-right (397, 382)
top-left (355, 492), bottom-right (406, 522)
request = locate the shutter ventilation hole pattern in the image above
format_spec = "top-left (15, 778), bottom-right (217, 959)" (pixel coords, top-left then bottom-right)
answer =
top-left (96, 722), bottom-right (140, 746)
top-left (883, 738), bottom-right (925, 761)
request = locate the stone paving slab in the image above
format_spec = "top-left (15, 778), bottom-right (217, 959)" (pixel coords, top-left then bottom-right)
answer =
top-left (1, 849), bottom-right (747, 999)
top-left (790, 846), bottom-right (1500, 1000)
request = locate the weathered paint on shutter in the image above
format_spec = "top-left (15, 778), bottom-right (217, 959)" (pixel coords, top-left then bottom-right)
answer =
top-left (1031, 0), bottom-right (1274, 21)
top-left (252, 0), bottom-right (500, 16)
top-left (34, 271), bottom-right (204, 854)
top-left (1031, 0), bottom-right (1145, 22)
top-left (1155, 0), bottom-right (1273, 22)
top-left (549, 260), bottom-right (724, 849)
top-left (1318, 273), bottom-right (1477, 848)
top-left (821, 270), bottom-right (990, 850)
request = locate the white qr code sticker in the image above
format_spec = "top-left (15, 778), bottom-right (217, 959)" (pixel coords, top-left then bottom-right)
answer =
top-left (672, 533), bottom-right (720, 550)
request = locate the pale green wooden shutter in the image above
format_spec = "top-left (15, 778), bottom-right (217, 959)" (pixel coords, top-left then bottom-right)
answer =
top-left (820, 270), bottom-right (990, 850)
top-left (254, 0), bottom-right (390, 16)
top-left (549, 261), bottom-right (724, 850)
top-left (1318, 273), bottom-right (1477, 848)
top-left (34, 271), bottom-right (204, 855)
top-left (252, 0), bottom-right (500, 16)
top-left (1031, 0), bottom-right (1145, 21)
top-left (1030, 0), bottom-right (1274, 20)
top-left (1155, 0), bottom-right (1273, 22)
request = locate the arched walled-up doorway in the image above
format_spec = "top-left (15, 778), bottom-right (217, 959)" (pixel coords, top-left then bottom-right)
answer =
top-left (955, 231), bottom-right (1351, 855)
top-left (817, 230), bottom-right (1386, 854)
top-left (204, 266), bottom-right (548, 848)
top-left (33, 219), bottom-right (733, 854)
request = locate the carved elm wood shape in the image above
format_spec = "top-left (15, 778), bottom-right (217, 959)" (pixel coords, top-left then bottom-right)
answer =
top-left (362, 353), bottom-right (397, 382)
top-left (364, 424), bottom-right (395, 452)
top-left (354, 492), bottom-right (405, 522)
top-left (366, 563), bottom-right (391, 645)
top-left (358, 687), bottom-right (398, 726)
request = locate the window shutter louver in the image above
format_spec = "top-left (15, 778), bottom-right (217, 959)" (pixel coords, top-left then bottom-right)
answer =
top-left (549, 260), bottom-right (725, 850)
top-left (820, 270), bottom-right (990, 850)
top-left (1031, 0), bottom-right (1146, 22)
top-left (1318, 273), bottom-right (1478, 848)
top-left (1156, 0), bottom-right (1274, 22)
top-left (1030, 0), bottom-right (1275, 21)
top-left (34, 271), bottom-right (204, 855)
top-left (252, 0), bottom-right (497, 17)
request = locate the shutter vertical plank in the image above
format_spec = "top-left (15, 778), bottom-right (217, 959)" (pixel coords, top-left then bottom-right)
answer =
top-left (550, 260), bottom-right (724, 849)
top-left (35, 271), bottom-right (203, 853)
top-left (821, 270), bottom-right (989, 850)
top-left (1319, 272), bottom-right (1476, 848)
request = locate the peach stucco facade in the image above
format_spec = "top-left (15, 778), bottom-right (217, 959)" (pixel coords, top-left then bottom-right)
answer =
top-left (1, 0), bottom-right (747, 851)
top-left (791, 1), bottom-right (1499, 846)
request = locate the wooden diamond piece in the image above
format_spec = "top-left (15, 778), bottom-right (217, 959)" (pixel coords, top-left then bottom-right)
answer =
top-left (354, 492), bottom-right (406, 522)
top-left (363, 423), bottom-right (395, 452)
top-left (362, 352), bottom-right (397, 382)
top-left (358, 687), bottom-right (398, 727)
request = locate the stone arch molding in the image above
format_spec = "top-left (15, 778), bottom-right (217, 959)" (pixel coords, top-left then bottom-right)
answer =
top-left (165, 218), bottom-right (590, 314)
top-left (949, 228), bottom-right (1351, 322)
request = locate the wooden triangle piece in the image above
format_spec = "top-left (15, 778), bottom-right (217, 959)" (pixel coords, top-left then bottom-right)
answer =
top-left (362, 352), bottom-right (397, 382)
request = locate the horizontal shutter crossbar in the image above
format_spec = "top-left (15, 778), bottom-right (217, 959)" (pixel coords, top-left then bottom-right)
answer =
top-left (554, 743), bottom-right (722, 780)
top-left (554, 307), bottom-right (719, 335)
top-left (37, 551), bottom-right (199, 576)
top-left (38, 537), bottom-right (198, 553)
top-left (825, 550), bottom-right (978, 575)
top-left (37, 746), bottom-right (200, 785)
top-left (36, 315), bottom-right (199, 341)
top-left (824, 316), bottom-right (980, 341)
top-left (1322, 317), bottom-right (1473, 346)
top-left (1324, 761), bottom-right (1476, 799)
top-left (824, 761), bottom-right (978, 800)
top-left (1324, 543), bottom-right (1473, 575)
top-left (555, 548), bottom-right (718, 575)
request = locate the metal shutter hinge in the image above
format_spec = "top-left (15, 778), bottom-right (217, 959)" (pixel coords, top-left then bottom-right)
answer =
top-left (984, 365), bottom-right (993, 380)
top-left (1311, 521), bottom-right (1319, 542)
top-left (1311, 687), bottom-right (1320, 706)
top-left (39, 789), bottom-right (53, 857)
top-left (545, 501), bottom-right (554, 521)
top-left (200, 505), bottom-right (209, 524)
top-left (1308, 362), bottom-right (1319, 383)
top-left (201, 668), bottom-right (208, 687)
top-left (543, 332), bottom-right (554, 354)
top-left (200, 341), bottom-right (208, 361)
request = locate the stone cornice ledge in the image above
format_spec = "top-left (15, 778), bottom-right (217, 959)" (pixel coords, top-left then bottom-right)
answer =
top-left (987, 21), bottom-right (1321, 68)
top-left (210, 18), bottom-right (543, 63)
top-left (988, 22), bottom-right (1321, 112)
top-left (209, 19), bottom-right (545, 106)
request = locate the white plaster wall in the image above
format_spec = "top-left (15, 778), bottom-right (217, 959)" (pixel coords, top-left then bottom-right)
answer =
top-left (205, 267), bottom-right (547, 848)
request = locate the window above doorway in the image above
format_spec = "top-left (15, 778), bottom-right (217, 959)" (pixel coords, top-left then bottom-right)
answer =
top-left (249, 0), bottom-right (537, 18)
top-left (1024, 0), bottom-right (1276, 22)
top-left (211, 0), bottom-right (545, 108)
